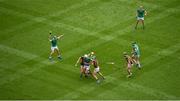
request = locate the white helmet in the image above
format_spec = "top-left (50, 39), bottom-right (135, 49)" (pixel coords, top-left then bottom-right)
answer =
top-left (84, 54), bottom-right (88, 58)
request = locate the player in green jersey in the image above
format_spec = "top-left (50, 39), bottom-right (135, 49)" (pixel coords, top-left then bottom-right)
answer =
top-left (83, 54), bottom-right (92, 75)
top-left (135, 6), bottom-right (147, 29)
top-left (132, 42), bottom-right (141, 69)
top-left (49, 32), bottom-right (63, 60)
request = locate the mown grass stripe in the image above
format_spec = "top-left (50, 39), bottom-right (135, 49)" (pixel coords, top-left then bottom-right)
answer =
top-left (58, 6), bottom-right (180, 99)
top-left (0, 0), bottom-right (100, 35)
top-left (0, 2), bottom-right (178, 89)
top-left (61, 42), bottom-right (180, 99)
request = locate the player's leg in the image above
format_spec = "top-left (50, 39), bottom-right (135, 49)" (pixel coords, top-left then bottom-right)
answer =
top-left (84, 66), bottom-right (90, 77)
top-left (135, 20), bottom-right (139, 29)
top-left (80, 65), bottom-right (84, 78)
top-left (96, 67), bottom-right (105, 79)
top-left (135, 17), bottom-right (141, 29)
top-left (134, 55), bottom-right (140, 68)
top-left (55, 47), bottom-right (62, 59)
top-left (92, 72), bottom-right (98, 80)
top-left (93, 70), bottom-right (100, 83)
top-left (127, 64), bottom-right (132, 78)
top-left (131, 55), bottom-right (137, 65)
top-left (141, 20), bottom-right (145, 29)
top-left (137, 55), bottom-right (141, 68)
top-left (49, 47), bottom-right (55, 60)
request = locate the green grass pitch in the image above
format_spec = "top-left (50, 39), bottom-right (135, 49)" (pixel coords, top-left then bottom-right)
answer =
top-left (0, 0), bottom-right (180, 100)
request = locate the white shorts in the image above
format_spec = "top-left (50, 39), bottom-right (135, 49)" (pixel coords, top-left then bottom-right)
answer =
top-left (137, 17), bottom-right (144, 20)
top-left (51, 46), bottom-right (59, 52)
top-left (84, 65), bottom-right (90, 71)
top-left (94, 67), bottom-right (100, 73)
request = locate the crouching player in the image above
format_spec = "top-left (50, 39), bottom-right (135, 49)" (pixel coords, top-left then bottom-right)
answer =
top-left (123, 52), bottom-right (134, 78)
top-left (89, 52), bottom-right (105, 83)
top-left (75, 55), bottom-right (85, 78)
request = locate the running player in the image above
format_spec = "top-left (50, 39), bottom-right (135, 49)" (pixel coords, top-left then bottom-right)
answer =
top-left (92, 58), bottom-right (105, 83)
top-left (89, 52), bottom-right (105, 83)
top-left (49, 32), bottom-right (63, 60)
top-left (75, 55), bottom-right (85, 78)
top-left (132, 42), bottom-right (141, 69)
top-left (123, 52), bottom-right (134, 78)
top-left (135, 6), bottom-right (147, 29)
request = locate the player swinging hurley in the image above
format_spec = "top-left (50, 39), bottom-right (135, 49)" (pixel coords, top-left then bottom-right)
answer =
top-left (123, 52), bottom-right (134, 78)
top-left (135, 6), bottom-right (147, 29)
top-left (49, 32), bottom-right (63, 60)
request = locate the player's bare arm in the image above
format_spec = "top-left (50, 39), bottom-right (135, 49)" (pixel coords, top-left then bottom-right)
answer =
top-left (57, 34), bottom-right (64, 39)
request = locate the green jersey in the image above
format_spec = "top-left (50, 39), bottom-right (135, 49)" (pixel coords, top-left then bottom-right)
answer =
top-left (51, 37), bottom-right (58, 47)
top-left (84, 57), bottom-right (91, 66)
top-left (84, 57), bottom-right (91, 63)
top-left (133, 44), bottom-right (140, 56)
top-left (137, 9), bottom-right (145, 17)
top-left (90, 55), bottom-right (96, 61)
